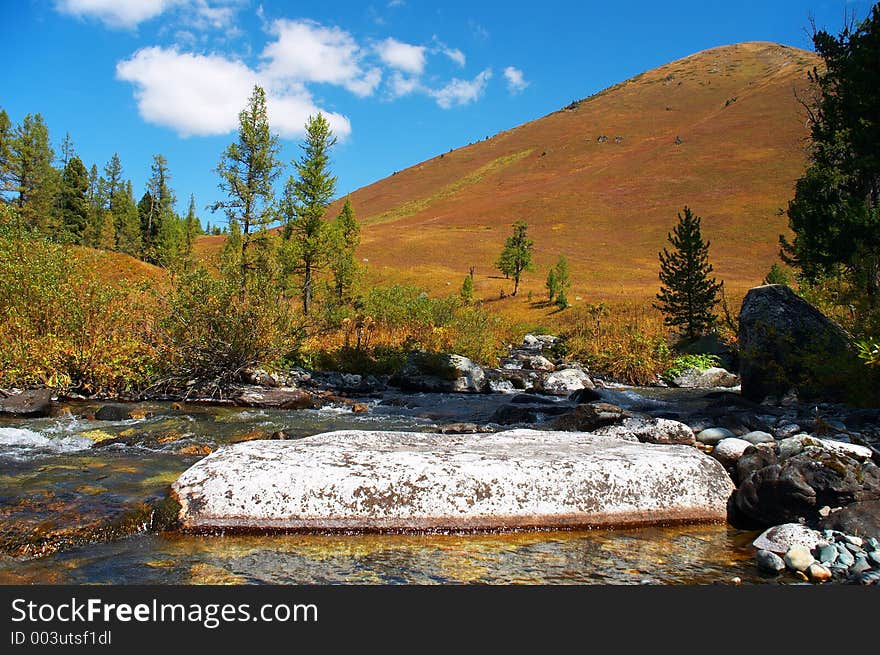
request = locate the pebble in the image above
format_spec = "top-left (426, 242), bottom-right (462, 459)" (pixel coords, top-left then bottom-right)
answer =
top-left (742, 430), bottom-right (775, 445)
top-left (836, 547), bottom-right (855, 567)
top-left (807, 563), bottom-right (832, 582)
top-left (784, 545), bottom-right (815, 572)
top-left (866, 538), bottom-right (879, 550)
top-left (843, 535), bottom-right (863, 547)
top-left (843, 542), bottom-right (863, 555)
top-left (696, 427), bottom-right (735, 445)
top-left (816, 543), bottom-right (838, 565)
top-left (756, 549), bottom-right (785, 573)
top-left (850, 558), bottom-right (872, 575)
top-left (869, 552), bottom-right (880, 566)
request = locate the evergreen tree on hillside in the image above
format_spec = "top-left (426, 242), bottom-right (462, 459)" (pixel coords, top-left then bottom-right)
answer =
top-left (212, 85), bottom-right (282, 294)
top-left (84, 163), bottom-right (114, 249)
top-left (495, 220), bottom-right (534, 296)
top-left (654, 206), bottom-right (723, 340)
top-left (182, 194), bottom-right (200, 271)
top-left (7, 113), bottom-right (56, 233)
top-left (143, 154), bottom-right (177, 263)
top-left (781, 5), bottom-right (880, 302)
top-left (328, 197), bottom-right (360, 301)
top-left (0, 109), bottom-right (11, 195)
top-left (460, 271), bottom-right (475, 304)
top-left (59, 156), bottom-right (89, 243)
top-left (545, 268), bottom-right (557, 302)
top-left (281, 113), bottom-right (337, 315)
top-left (113, 181), bottom-right (142, 256)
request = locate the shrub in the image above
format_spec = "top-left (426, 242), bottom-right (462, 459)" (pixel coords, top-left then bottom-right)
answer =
top-left (661, 354), bottom-right (720, 383)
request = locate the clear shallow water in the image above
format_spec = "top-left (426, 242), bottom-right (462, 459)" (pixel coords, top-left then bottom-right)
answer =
top-left (0, 390), bottom-right (779, 585)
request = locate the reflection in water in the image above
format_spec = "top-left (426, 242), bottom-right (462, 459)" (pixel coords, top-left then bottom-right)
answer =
top-left (0, 524), bottom-right (773, 585)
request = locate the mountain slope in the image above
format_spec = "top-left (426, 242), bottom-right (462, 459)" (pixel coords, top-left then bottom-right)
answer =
top-left (334, 42), bottom-right (818, 303)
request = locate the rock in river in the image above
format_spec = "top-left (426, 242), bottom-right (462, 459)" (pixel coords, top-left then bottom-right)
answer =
top-left (0, 389), bottom-right (53, 418)
top-left (171, 429), bottom-right (734, 532)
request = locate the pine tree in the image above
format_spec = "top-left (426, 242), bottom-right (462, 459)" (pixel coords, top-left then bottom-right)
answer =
top-left (654, 206), bottom-right (723, 340)
top-left (212, 85), bottom-right (282, 294)
top-left (329, 197), bottom-right (360, 301)
top-left (182, 194), bottom-right (200, 272)
top-left (460, 272), bottom-right (475, 304)
top-left (59, 155), bottom-right (89, 243)
top-left (545, 268), bottom-right (557, 302)
top-left (7, 113), bottom-right (57, 233)
top-left (144, 154), bottom-right (177, 264)
top-left (113, 181), bottom-right (142, 256)
top-left (281, 113), bottom-right (337, 315)
top-left (0, 109), bottom-right (11, 196)
top-left (553, 255), bottom-right (571, 308)
top-left (495, 220), bottom-right (534, 296)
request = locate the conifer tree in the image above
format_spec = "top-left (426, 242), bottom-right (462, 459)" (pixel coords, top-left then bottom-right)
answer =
top-left (59, 155), bottom-right (89, 243)
top-left (495, 220), bottom-right (533, 296)
top-left (0, 109), bottom-right (11, 195)
top-left (212, 85), bottom-right (282, 294)
top-left (281, 113), bottom-right (337, 315)
top-left (460, 272), bottom-right (475, 304)
top-left (7, 113), bottom-right (56, 233)
top-left (545, 268), bottom-right (557, 302)
top-left (329, 197), bottom-right (360, 301)
top-left (654, 206), bottom-right (723, 340)
top-left (553, 255), bottom-right (571, 308)
top-left (113, 181), bottom-right (142, 256)
top-left (144, 154), bottom-right (177, 263)
top-left (182, 194), bottom-right (200, 271)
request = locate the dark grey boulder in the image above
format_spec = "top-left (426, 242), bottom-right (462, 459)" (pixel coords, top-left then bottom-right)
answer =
top-left (732, 448), bottom-right (880, 527)
top-left (737, 284), bottom-right (864, 403)
top-left (552, 403), bottom-right (631, 432)
top-left (818, 500), bottom-right (880, 540)
top-left (0, 389), bottom-right (53, 418)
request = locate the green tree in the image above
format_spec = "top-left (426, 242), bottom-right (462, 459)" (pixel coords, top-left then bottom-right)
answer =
top-left (113, 181), bottom-right (142, 256)
top-left (654, 206), bottom-right (723, 340)
top-left (545, 268), bottom-right (557, 302)
top-left (763, 262), bottom-right (790, 286)
top-left (329, 197), bottom-right (360, 301)
top-left (182, 194), bottom-right (200, 272)
top-left (460, 272), bottom-right (475, 304)
top-left (0, 109), bottom-right (11, 195)
top-left (6, 113), bottom-right (57, 234)
top-left (781, 6), bottom-right (880, 302)
top-left (211, 85), bottom-right (282, 294)
top-left (281, 113), bottom-right (338, 315)
top-left (59, 156), bottom-right (89, 243)
top-left (553, 255), bottom-right (571, 308)
top-left (495, 220), bottom-right (533, 296)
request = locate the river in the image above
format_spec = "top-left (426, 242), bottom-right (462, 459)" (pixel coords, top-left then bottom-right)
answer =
top-left (0, 389), bottom-right (774, 584)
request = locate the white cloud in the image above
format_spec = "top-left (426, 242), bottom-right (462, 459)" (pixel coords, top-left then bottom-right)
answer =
top-left (387, 71), bottom-right (421, 98)
top-left (375, 38), bottom-right (426, 75)
top-left (55, 0), bottom-right (178, 28)
top-left (261, 19), bottom-right (380, 97)
top-left (442, 47), bottom-right (466, 67)
top-left (429, 69), bottom-right (492, 108)
top-left (116, 46), bottom-right (351, 139)
top-left (503, 66), bottom-right (528, 94)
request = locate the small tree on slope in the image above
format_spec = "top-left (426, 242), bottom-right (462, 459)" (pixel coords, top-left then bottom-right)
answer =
top-left (654, 206), bottom-right (723, 340)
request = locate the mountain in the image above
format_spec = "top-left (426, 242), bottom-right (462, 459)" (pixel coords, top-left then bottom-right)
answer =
top-left (331, 42), bottom-right (819, 305)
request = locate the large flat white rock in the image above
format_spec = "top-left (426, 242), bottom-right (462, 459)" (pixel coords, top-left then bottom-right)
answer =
top-left (171, 429), bottom-right (734, 531)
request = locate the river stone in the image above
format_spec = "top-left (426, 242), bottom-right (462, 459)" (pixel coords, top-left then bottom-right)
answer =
top-left (753, 523), bottom-right (825, 555)
top-left (738, 284), bottom-right (862, 403)
top-left (231, 387), bottom-right (323, 410)
top-left (818, 500), bottom-right (880, 540)
top-left (672, 367), bottom-right (739, 389)
top-left (171, 429), bottom-right (734, 532)
top-left (807, 562), bottom-right (832, 581)
top-left (392, 351), bottom-right (487, 393)
top-left (742, 431), bottom-right (775, 445)
top-left (712, 438), bottom-right (753, 472)
top-left (784, 545), bottom-right (816, 572)
top-left (551, 403), bottom-right (631, 432)
top-left (755, 549), bottom-right (785, 573)
top-left (0, 389), bottom-right (54, 418)
top-left (540, 368), bottom-right (594, 395)
top-left (696, 427), bottom-right (735, 445)
top-left (593, 417), bottom-right (696, 446)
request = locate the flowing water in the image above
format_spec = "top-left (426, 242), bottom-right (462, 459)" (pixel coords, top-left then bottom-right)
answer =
top-left (0, 390), bottom-right (777, 585)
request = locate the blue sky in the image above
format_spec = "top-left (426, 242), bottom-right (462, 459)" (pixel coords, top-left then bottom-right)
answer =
top-left (1, 0), bottom-right (874, 226)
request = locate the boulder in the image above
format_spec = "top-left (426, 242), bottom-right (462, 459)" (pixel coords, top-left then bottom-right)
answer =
top-left (489, 403), bottom-right (571, 425)
top-left (392, 351), bottom-right (487, 393)
top-left (696, 427), bottom-right (735, 445)
top-left (741, 431), bottom-right (775, 445)
top-left (593, 417), bottom-right (696, 446)
top-left (671, 367), bottom-right (739, 389)
top-left (539, 368), bottom-right (594, 395)
top-left (732, 448), bottom-right (880, 527)
top-left (552, 403), bottom-right (631, 432)
top-left (0, 389), bottom-right (53, 418)
top-left (737, 284), bottom-right (863, 403)
top-left (752, 522), bottom-right (825, 555)
top-left (568, 388), bottom-right (604, 404)
top-left (172, 429), bottom-right (735, 531)
top-left (94, 404), bottom-right (152, 421)
top-left (232, 387), bottom-right (323, 410)
top-left (818, 500), bottom-right (880, 540)
top-left (755, 549), bottom-right (785, 573)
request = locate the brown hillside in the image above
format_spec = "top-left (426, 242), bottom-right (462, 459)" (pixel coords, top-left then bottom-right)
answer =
top-left (198, 42), bottom-right (818, 308)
